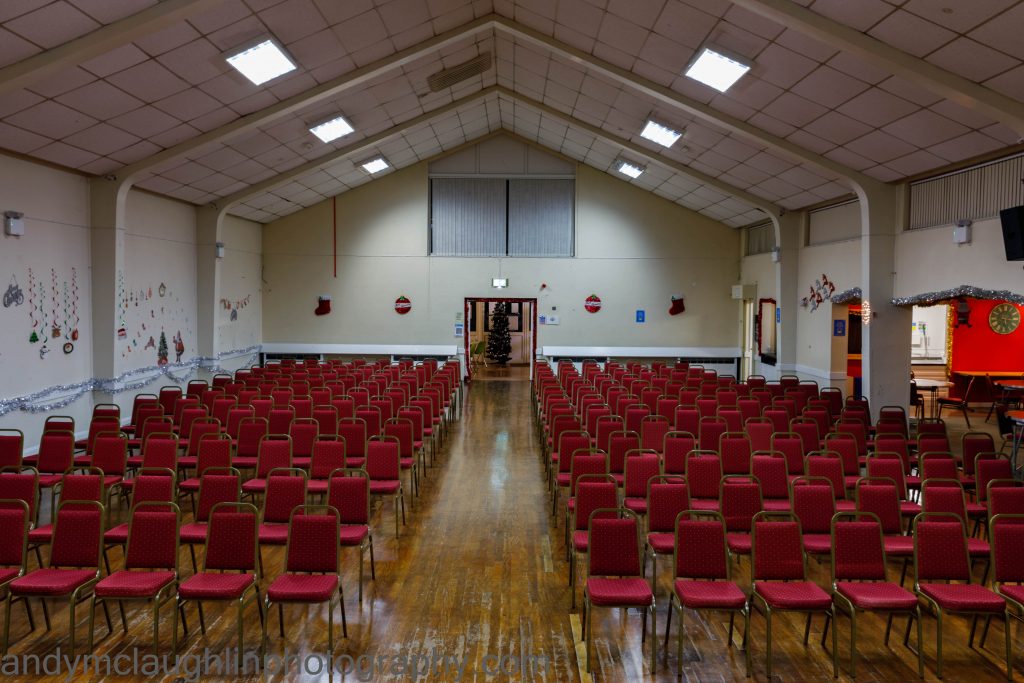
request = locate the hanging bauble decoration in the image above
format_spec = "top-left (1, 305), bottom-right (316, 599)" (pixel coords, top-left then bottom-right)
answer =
top-left (394, 295), bottom-right (412, 315)
top-left (584, 294), bottom-right (602, 313)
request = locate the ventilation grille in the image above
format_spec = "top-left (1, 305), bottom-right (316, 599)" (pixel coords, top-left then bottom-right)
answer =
top-left (909, 153), bottom-right (1024, 229)
top-left (427, 52), bottom-right (492, 92)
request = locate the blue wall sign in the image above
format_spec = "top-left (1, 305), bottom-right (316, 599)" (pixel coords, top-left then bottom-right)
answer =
top-left (635, 310), bottom-right (646, 323)
top-left (833, 319), bottom-right (846, 336)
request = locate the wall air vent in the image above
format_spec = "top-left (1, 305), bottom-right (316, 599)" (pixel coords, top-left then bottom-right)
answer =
top-left (427, 52), bottom-right (492, 92)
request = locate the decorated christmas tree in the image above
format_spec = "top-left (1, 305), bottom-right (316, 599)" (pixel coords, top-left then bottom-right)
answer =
top-left (487, 302), bottom-right (512, 366)
top-left (157, 331), bottom-right (169, 365)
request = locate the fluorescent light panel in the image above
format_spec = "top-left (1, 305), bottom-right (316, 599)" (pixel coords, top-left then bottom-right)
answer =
top-left (226, 39), bottom-right (296, 85)
top-left (309, 115), bottom-right (354, 143)
top-left (492, 278), bottom-right (508, 288)
top-left (616, 160), bottom-right (644, 179)
top-left (684, 45), bottom-right (751, 93)
top-left (640, 120), bottom-right (682, 148)
top-left (361, 157), bottom-right (390, 174)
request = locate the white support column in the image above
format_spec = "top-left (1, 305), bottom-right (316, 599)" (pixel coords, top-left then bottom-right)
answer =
top-left (775, 212), bottom-right (802, 375)
top-left (195, 205), bottom-right (225, 377)
top-left (858, 183), bottom-right (911, 417)
top-left (89, 177), bottom-right (130, 397)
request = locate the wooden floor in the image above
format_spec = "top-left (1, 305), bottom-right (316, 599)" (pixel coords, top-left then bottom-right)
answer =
top-left (5, 378), bottom-right (1019, 681)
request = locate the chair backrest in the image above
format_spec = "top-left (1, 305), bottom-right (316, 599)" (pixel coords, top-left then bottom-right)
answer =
top-left (607, 430), bottom-right (639, 475)
top-left (719, 432), bottom-right (752, 475)
top-left (917, 433), bottom-right (950, 454)
top-left (977, 457), bottom-right (1014, 503)
top-left (43, 415), bottom-right (75, 435)
top-left (791, 476), bottom-right (836, 534)
top-left (961, 432), bottom-right (995, 476)
top-left (745, 418), bottom-right (773, 452)
top-left (195, 468), bottom-right (241, 522)
top-left (0, 499), bottom-right (29, 570)
top-left (285, 506), bottom-right (339, 573)
top-left (640, 415), bottom-right (670, 453)
top-left (310, 436), bottom-right (347, 479)
top-left (719, 475), bottom-right (762, 532)
top-left (90, 432), bottom-right (127, 477)
top-left (663, 431), bottom-right (695, 475)
top-left (124, 501), bottom-right (180, 571)
top-left (261, 468), bottom-right (308, 524)
top-left (824, 432), bottom-right (860, 475)
top-left (873, 434), bottom-right (912, 474)
top-left (989, 483), bottom-right (1024, 518)
top-left (569, 451), bottom-right (609, 495)
top-left (204, 502), bottom-right (259, 574)
top-left (383, 417), bottom-right (414, 458)
top-left (337, 417), bottom-right (368, 459)
top-left (185, 417), bottom-right (221, 459)
top-left (130, 469), bottom-right (176, 505)
top-left (751, 452), bottom-right (789, 500)
top-left (37, 430), bottom-right (74, 475)
top-left (588, 509), bottom-right (643, 577)
top-left (58, 469), bottom-right (104, 508)
top-left (647, 476), bottom-right (689, 533)
top-left (365, 436), bottom-right (400, 480)
top-left (990, 514), bottom-right (1024, 585)
top-left (805, 452), bottom-right (846, 501)
top-left (752, 512), bottom-right (806, 581)
top-left (855, 477), bottom-right (904, 535)
top-left (327, 468), bottom-right (370, 525)
top-left (50, 500), bottom-right (104, 569)
top-left (920, 453), bottom-right (958, 483)
top-left (674, 510), bottom-right (730, 580)
top-left (268, 406), bottom-right (295, 435)
top-left (622, 450), bottom-right (661, 498)
top-left (831, 512), bottom-right (888, 582)
top-left (236, 417), bottom-right (268, 458)
top-left (913, 512), bottom-right (971, 583)
top-left (288, 418), bottom-right (320, 458)
top-left (770, 432), bottom-right (805, 476)
top-left (685, 451), bottom-right (722, 500)
top-left (573, 478), bottom-right (618, 532)
top-left (0, 430), bottom-right (23, 470)
top-left (256, 434), bottom-right (293, 477)
top-left (698, 416), bottom-right (726, 452)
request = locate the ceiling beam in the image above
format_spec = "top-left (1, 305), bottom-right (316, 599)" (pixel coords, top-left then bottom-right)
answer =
top-left (0, 0), bottom-right (223, 97)
top-left (490, 16), bottom-right (879, 194)
top-left (118, 15), bottom-right (496, 185)
top-left (730, 0), bottom-right (1024, 136)
top-left (493, 86), bottom-right (780, 217)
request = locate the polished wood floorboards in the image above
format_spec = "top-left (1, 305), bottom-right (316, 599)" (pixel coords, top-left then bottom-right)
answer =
top-left (4, 378), bottom-right (1018, 680)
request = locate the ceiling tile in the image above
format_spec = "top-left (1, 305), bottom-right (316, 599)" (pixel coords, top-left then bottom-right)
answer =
top-left (80, 43), bottom-right (150, 78)
top-left (6, 99), bottom-right (98, 138)
top-left (188, 0), bottom-right (252, 34)
top-left (110, 105), bottom-right (181, 138)
top-left (0, 89), bottom-right (43, 118)
top-left (809, 0), bottom-right (895, 31)
top-left (0, 121), bottom-right (50, 154)
top-left (596, 12), bottom-right (649, 55)
top-left (205, 15), bottom-right (266, 52)
top-left (823, 145), bottom-right (875, 171)
top-left (555, 0), bottom-right (603, 38)
top-left (762, 91), bottom-right (828, 128)
top-left (332, 9), bottom-right (389, 52)
top-left (876, 75), bottom-right (943, 107)
top-left (0, 1), bottom-right (52, 24)
top-left (825, 51), bottom-right (890, 86)
top-left (69, 0), bottom-right (158, 23)
top-left (190, 106), bottom-right (237, 132)
top-left (885, 148), bottom-right (946, 177)
top-left (288, 28), bottom-right (346, 71)
top-left (376, 0), bottom-right (432, 36)
top-left (162, 161), bottom-right (216, 184)
top-left (260, 0), bottom-right (326, 42)
top-left (32, 140), bottom-right (99, 168)
top-left (134, 21), bottom-right (202, 57)
top-left (986, 64), bottom-right (1024, 103)
top-left (6, 2), bottom-right (100, 49)
top-left (928, 99), bottom-right (995, 130)
top-left (56, 80), bottom-right (144, 119)
top-left (755, 43), bottom-right (819, 90)
top-left (108, 139), bottom-right (161, 164)
top-left (882, 109), bottom-right (969, 148)
top-left (27, 66), bottom-right (96, 98)
top-left (653, 1), bottom-right (716, 49)
top-left (902, 0), bottom-right (1016, 33)
top-left (157, 38), bottom-right (227, 86)
top-left (0, 27), bottom-right (41, 68)
top-left (929, 130), bottom-right (1007, 162)
top-left (845, 129), bottom-right (917, 164)
top-left (837, 87), bottom-right (919, 127)
top-left (63, 122), bottom-right (140, 155)
top-left (790, 65), bottom-right (869, 109)
top-left (803, 110), bottom-right (873, 145)
top-left (154, 88), bottom-right (224, 121)
top-left (313, 0), bottom-right (371, 24)
top-left (971, 3), bottom-right (1024, 61)
top-left (150, 122), bottom-right (200, 148)
top-left (723, 4), bottom-right (785, 41)
top-left (747, 111), bottom-right (797, 138)
top-left (867, 10), bottom-right (956, 58)
top-left (774, 27), bottom-right (836, 63)
top-left (926, 37), bottom-right (1019, 83)
top-left (786, 129), bottom-right (835, 155)
top-left (108, 60), bottom-right (191, 102)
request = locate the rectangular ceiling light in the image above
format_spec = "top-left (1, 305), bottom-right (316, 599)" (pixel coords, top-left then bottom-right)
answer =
top-left (640, 120), bottom-right (682, 147)
top-left (616, 160), bottom-right (645, 179)
top-left (492, 277), bottom-right (508, 288)
top-left (226, 38), bottom-right (296, 86)
top-left (684, 45), bottom-right (751, 93)
top-left (360, 157), bottom-right (390, 174)
top-left (309, 115), bottom-right (354, 143)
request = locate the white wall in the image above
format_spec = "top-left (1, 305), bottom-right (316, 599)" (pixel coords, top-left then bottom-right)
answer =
top-left (262, 161), bottom-right (742, 352)
top-left (218, 214), bottom-right (263, 359)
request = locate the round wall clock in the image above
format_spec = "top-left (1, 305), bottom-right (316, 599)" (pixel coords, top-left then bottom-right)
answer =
top-left (988, 302), bottom-right (1020, 335)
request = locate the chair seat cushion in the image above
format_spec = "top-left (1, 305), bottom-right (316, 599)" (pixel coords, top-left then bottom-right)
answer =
top-left (293, 457), bottom-right (311, 468)
top-left (555, 473), bottom-right (570, 486)
top-left (966, 501), bottom-right (987, 517)
top-left (756, 581), bottom-right (833, 610)
top-left (803, 534), bottom-right (832, 554)
top-left (240, 479), bottom-right (266, 494)
top-left (103, 524), bottom-right (129, 545)
top-left (919, 583), bottom-right (1005, 612)
top-left (267, 574), bottom-right (338, 602)
top-left (11, 569), bottom-right (96, 596)
top-left (586, 577), bottom-right (653, 607)
top-left (178, 572), bottom-right (255, 600)
top-left (369, 480), bottom-right (401, 495)
top-left (883, 535), bottom-right (914, 556)
top-left (27, 524), bottom-right (53, 544)
top-left (258, 523), bottom-right (289, 544)
top-left (179, 522), bottom-right (208, 544)
top-left (307, 480), bottom-right (328, 495)
top-left (690, 499), bottom-right (719, 511)
top-left (836, 582), bottom-right (918, 610)
top-left (646, 532), bottom-right (674, 555)
top-left (674, 580), bottom-right (747, 609)
top-left (0, 568), bottom-right (21, 586)
top-left (572, 530), bottom-right (588, 552)
top-left (339, 525), bottom-right (369, 546)
top-left (835, 500), bottom-right (856, 512)
top-left (178, 477), bottom-right (200, 492)
top-left (726, 532), bottom-right (751, 555)
top-left (95, 570), bottom-right (175, 598)
top-left (763, 499), bottom-right (791, 511)
top-left (232, 456), bottom-right (258, 468)
top-left (37, 474), bottom-right (63, 488)
top-left (623, 497), bottom-right (647, 515)
top-left (346, 457), bottom-right (365, 468)
top-left (967, 538), bottom-right (991, 557)
top-left (999, 584), bottom-right (1024, 606)
top-left (900, 501), bottom-right (922, 517)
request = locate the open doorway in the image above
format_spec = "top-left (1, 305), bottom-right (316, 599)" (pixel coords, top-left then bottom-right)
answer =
top-left (464, 297), bottom-right (537, 382)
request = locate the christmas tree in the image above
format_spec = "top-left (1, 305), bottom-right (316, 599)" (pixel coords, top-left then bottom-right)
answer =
top-left (157, 331), bottom-right (169, 365)
top-left (487, 302), bottom-right (512, 366)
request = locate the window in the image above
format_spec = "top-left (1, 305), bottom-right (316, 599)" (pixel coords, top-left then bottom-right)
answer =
top-left (744, 222), bottom-right (775, 255)
top-left (429, 178), bottom-right (574, 257)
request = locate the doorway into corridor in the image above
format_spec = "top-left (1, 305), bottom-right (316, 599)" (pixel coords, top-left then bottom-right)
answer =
top-left (464, 298), bottom-right (536, 382)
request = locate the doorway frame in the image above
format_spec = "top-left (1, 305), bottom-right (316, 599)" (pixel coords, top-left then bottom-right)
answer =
top-left (464, 297), bottom-right (538, 382)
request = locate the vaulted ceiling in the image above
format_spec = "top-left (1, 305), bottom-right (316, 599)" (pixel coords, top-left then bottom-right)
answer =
top-left (1, 0), bottom-right (1022, 227)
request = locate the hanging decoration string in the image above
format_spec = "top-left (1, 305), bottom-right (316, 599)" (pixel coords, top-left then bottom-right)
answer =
top-left (27, 268), bottom-right (36, 334)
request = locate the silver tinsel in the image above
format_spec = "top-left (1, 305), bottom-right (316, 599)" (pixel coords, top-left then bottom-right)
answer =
top-left (0, 345), bottom-right (261, 417)
top-left (830, 287), bottom-right (862, 304)
top-left (891, 286), bottom-right (1024, 307)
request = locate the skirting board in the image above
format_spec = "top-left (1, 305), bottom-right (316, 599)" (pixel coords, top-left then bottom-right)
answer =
top-left (261, 343), bottom-right (460, 357)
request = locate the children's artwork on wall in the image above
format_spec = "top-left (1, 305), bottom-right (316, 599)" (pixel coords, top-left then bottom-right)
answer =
top-left (144, 336), bottom-right (155, 350)
top-left (157, 331), bottom-right (168, 365)
top-left (174, 331), bottom-right (184, 362)
top-left (220, 294), bottom-right (251, 322)
top-left (3, 275), bottom-right (23, 308)
top-left (800, 274), bottom-right (836, 312)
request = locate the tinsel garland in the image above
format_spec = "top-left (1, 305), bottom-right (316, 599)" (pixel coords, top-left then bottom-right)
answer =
top-left (891, 286), bottom-right (1024, 307)
top-left (830, 287), bottom-right (862, 304)
top-left (0, 345), bottom-right (261, 417)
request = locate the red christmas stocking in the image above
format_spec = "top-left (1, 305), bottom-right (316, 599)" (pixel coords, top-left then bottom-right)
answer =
top-left (314, 296), bottom-right (332, 316)
top-left (669, 296), bottom-right (685, 316)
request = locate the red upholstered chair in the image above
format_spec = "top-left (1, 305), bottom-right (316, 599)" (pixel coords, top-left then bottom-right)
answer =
top-left (698, 416), bottom-right (727, 453)
top-left (582, 508), bottom-right (655, 673)
top-left (719, 432), bottom-right (752, 475)
top-left (551, 429), bottom-right (590, 490)
top-left (125, 431), bottom-right (178, 484)
top-left (960, 432), bottom-right (995, 487)
top-left (257, 468), bottom-right (307, 558)
top-left (0, 501), bottom-right (30, 638)
top-left (103, 469), bottom-right (175, 572)
top-left (823, 432), bottom-right (861, 489)
top-left (642, 476), bottom-right (689, 593)
top-left (74, 416), bottom-right (120, 460)
top-left (241, 434), bottom-right (293, 497)
top-left (89, 501), bottom-right (180, 653)
top-left (29, 469), bottom-right (104, 566)
top-left (568, 476), bottom-right (618, 610)
top-left (267, 406), bottom-right (295, 437)
top-left (176, 502), bottom-right (263, 668)
top-left (790, 477), bottom-right (835, 558)
top-left (123, 394), bottom-right (158, 437)
top-left (36, 430), bottom-right (75, 492)
top-left (988, 514), bottom-right (1024, 652)
top-left (263, 505), bottom-right (345, 657)
top-left (288, 418), bottom-right (319, 469)
top-left (750, 511), bottom-right (837, 679)
top-left (2, 500), bottom-right (104, 658)
top-left (365, 436), bottom-right (405, 537)
top-left (721, 475), bottom-right (763, 557)
top-left (384, 417), bottom-right (418, 499)
top-left (327, 469), bottom-right (375, 602)
top-left (665, 510), bottom-right (750, 676)
top-left (234, 417), bottom-right (268, 470)
top-left (0, 469), bottom-right (38, 538)
top-left (307, 436), bottom-right (346, 498)
top-left (686, 451), bottom-right (722, 511)
top-left (866, 455), bottom-right (921, 520)
top-left (921, 480), bottom-right (990, 581)
top-left (89, 431), bottom-right (128, 497)
top-left (752, 452), bottom-right (791, 511)
top-left (622, 450), bottom-right (661, 516)
top-left (911, 512), bottom-right (1010, 679)
top-left (179, 468), bottom-right (240, 572)
top-left (560, 450), bottom-right (609, 531)
top-left (607, 430), bottom-right (639, 485)
top-left (745, 417), bottom-right (773, 453)
top-left (640, 415), bottom-right (670, 454)
top-left (178, 431), bottom-right (230, 496)
top-left (0, 431), bottom-right (23, 470)
top-left (675, 407), bottom-right (700, 438)
top-left (805, 452), bottom-right (855, 512)
top-left (662, 431), bottom-right (695, 475)
top-left (398, 406), bottom-right (430, 473)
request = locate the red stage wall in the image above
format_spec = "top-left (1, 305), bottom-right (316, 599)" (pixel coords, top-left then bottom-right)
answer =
top-left (950, 298), bottom-right (1024, 373)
